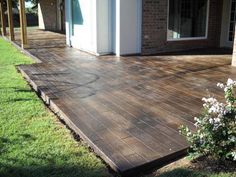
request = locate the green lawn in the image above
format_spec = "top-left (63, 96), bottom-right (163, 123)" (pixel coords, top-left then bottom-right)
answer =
top-left (0, 39), bottom-right (109, 177)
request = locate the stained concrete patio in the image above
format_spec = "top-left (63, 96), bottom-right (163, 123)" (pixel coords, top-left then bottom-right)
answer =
top-left (13, 29), bottom-right (234, 176)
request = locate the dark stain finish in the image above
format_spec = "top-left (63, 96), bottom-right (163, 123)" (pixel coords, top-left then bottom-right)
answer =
top-left (15, 29), bottom-right (234, 176)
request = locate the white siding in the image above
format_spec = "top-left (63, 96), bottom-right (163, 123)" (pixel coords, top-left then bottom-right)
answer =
top-left (66, 0), bottom-right (112, 55)
top-left (65, 0), bottom-right (142, 56)
top-left (65, 0), bottom-right (71, 46)
top-left (96, 0), bottom-right (112, 55)
top-left (115, 0), bottom-right (142, 55)
top-left (70, 0), bottom-right (96, 54)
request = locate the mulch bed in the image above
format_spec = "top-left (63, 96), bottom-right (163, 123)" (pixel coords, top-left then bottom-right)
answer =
top-left (150, 156), bottom-right (236, 176)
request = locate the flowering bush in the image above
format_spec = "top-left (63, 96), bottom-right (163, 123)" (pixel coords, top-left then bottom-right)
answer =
top-left (180, 79), bottom-right (236, 161)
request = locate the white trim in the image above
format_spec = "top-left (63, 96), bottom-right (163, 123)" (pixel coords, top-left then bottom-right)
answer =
top-left (167, 37), bottom-right (207, 41)
top-left (115, 0), bottom-right (142, 56)
top-left (167, 0), bottom-right (210, 41)
top-left (111, 0), bottom-right (116, 53)
top-left (115, 0), bottom-right (121, 56)
top-left (65, 0), bottom-right (72, 46)
top-left (107, 0), bottom-right (112, 53)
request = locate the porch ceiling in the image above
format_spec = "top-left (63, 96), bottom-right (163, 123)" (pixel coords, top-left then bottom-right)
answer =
top-left (16, 29), bottom-right (233, 176)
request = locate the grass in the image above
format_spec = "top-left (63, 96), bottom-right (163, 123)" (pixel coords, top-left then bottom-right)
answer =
top-left (0, 38), bottom-right (109, 177)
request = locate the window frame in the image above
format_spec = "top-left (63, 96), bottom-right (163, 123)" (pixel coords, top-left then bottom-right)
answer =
top-left (167, 0), bottom-right (210, 41)
top-left (228, 0), bottom-right (235, 42)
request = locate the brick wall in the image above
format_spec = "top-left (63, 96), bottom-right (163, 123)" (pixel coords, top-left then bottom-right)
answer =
top-left (38, 0), bottom-right (57, 31)
top-left (142, 0), bottom-right (223, 55)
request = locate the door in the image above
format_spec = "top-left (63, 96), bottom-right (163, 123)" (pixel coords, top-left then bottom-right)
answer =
top-left (221, 0), bottom-right (235, 48)
top-left (68, 0), bottom-right (96, 53)
top-left (67, 0), bottom-right (113, 55)
top-left (71, 0), bottom-right (83, 42)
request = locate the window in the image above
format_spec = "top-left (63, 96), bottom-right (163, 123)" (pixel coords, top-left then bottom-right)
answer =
top-left (229, 0), bottom-right (236, 42)
top-left (168, 0), bottom-right (208, 40)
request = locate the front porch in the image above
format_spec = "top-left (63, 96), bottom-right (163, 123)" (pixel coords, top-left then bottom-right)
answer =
top-left (14, 29), bottom-right (234, 175)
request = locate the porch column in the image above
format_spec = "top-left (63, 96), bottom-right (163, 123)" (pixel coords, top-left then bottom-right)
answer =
top-left (115, 0), bottom-right (142, 56)
top-left (7, 0), bottom-right (14, 40)
top-left (0, 0), bottom-right (6, 36)
top-left (19, 0), bottom-right (28, 48)
top-left (232, 24), bottom-right (236, 66)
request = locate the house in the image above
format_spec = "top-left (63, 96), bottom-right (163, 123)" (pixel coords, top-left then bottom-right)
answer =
top-left (37, 0), bottom-right (235, 58)
top-left (1, 0), bottom-right (235, 175)
top-left (2, 0), bottom-right (235, 64)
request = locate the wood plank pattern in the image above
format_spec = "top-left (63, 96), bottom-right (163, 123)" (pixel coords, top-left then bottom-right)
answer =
top-left (15, 29), bottom-right (234, 176)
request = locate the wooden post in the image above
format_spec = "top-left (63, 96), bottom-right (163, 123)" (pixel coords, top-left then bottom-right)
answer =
top-left (0, 0), bottom-right (6, 36)
top-left (7, 0), bottom-right (14, 40)
top-left (19, 0), bottom-right (28, 48)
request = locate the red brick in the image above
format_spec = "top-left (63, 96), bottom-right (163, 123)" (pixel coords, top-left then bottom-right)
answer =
top-left (142, 0), bottom-right (223, 55)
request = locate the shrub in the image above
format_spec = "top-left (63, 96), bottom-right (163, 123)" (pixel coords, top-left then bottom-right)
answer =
top-left (180, 79), bottom-right (236, 161)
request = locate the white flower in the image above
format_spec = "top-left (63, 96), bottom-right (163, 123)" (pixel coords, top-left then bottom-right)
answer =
top-left (187, 132), bottom-right (192, 136)
top-left (223, 109), bottom-right (230, 115)
top-left (204, 98), bottom-right (225, 116)
top-left (203, 103), bottom-right (208, 108)
top-left (229, 136), bottom-right (236, 143)
top-left (214, 118), bottom-right (221, 123)
top-left (231, 152), bottom-right (236, 161)
top-left (200, 134), bottom-right (204, 139)
top-left (209, 118), bottom-right (214, 124)
top-left (185, 79), bottom-right (236, 161)
top-left (227, 78), bottom-right (235, 86)
top-left (217, 83), bottom-right (224, 88)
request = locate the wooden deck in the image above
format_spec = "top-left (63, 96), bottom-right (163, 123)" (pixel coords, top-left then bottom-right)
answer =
top-left (14, 29), bottom-right (235, 176)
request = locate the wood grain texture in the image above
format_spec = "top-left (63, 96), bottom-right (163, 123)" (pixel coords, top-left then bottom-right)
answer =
top-left (18, 0), bottom-right (28, 48)
top-left (16, 29), bottom-right (233, 176)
